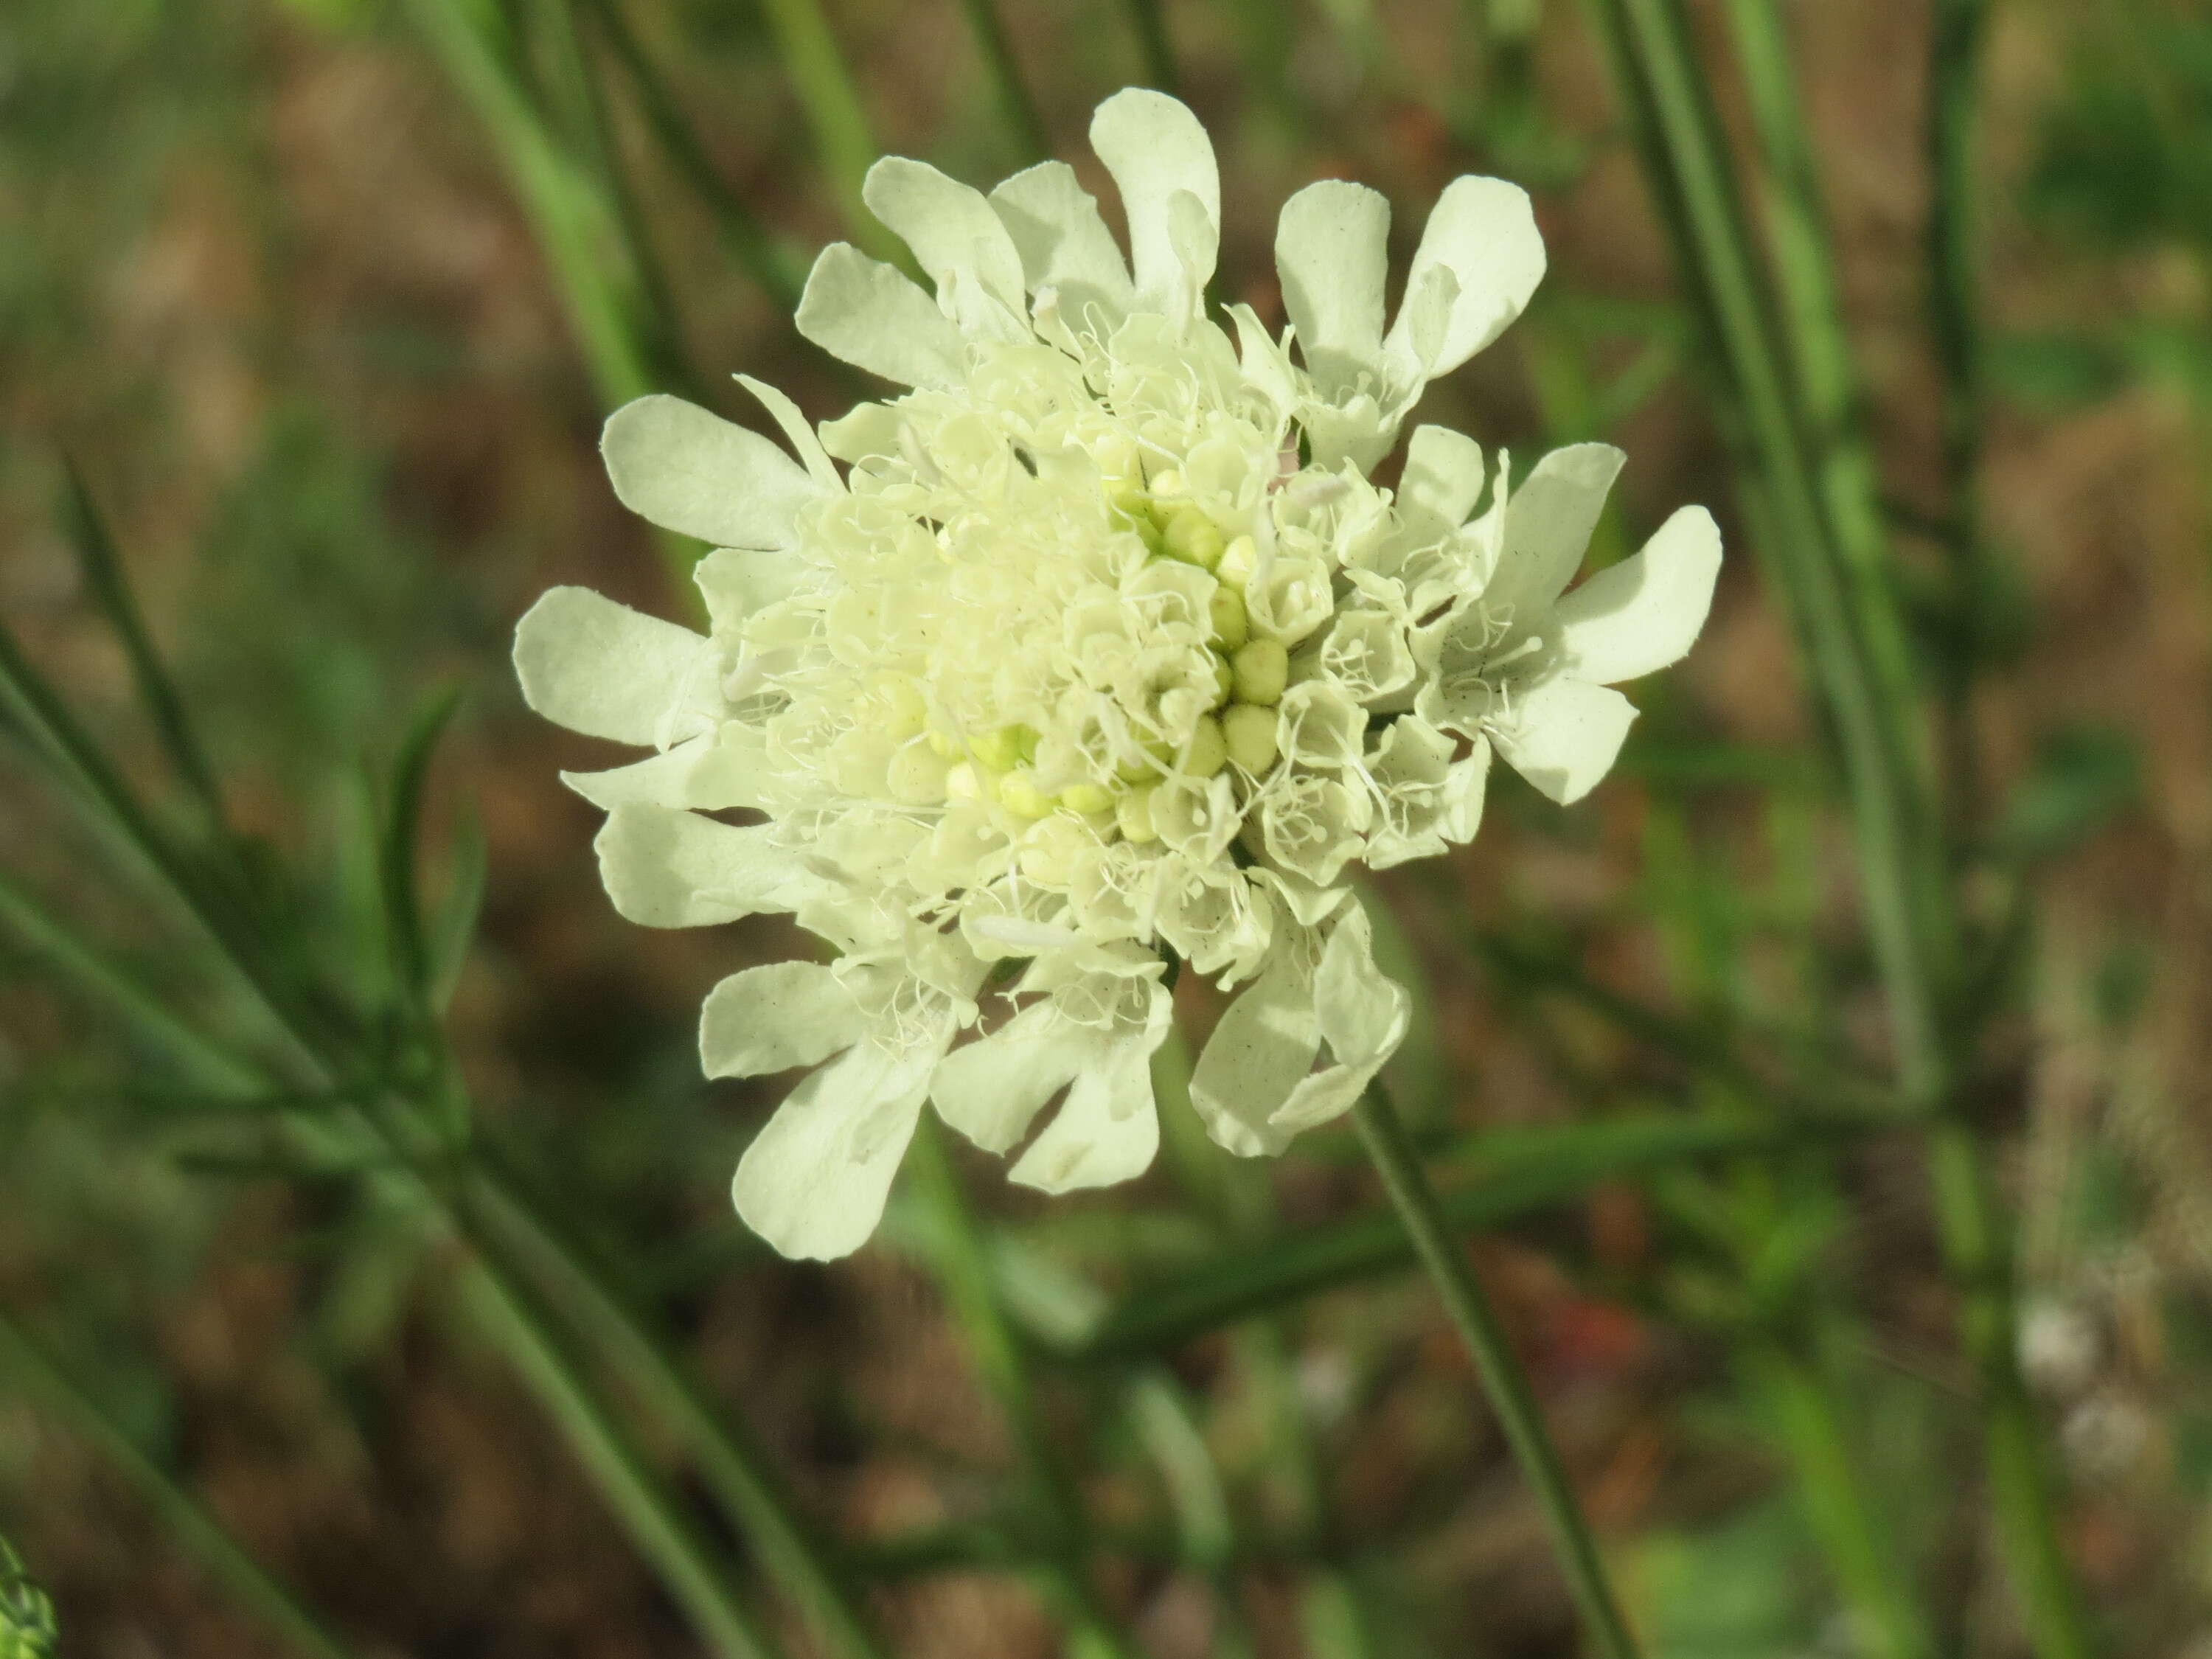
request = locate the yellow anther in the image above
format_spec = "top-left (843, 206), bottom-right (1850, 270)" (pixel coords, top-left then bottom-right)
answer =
top-left (1147, 466), bottom-right (1186, 498)
top-left (1231, 638), bottom-right (1289, 706)
top-left (1222, 703), bottom-right (1280, 774)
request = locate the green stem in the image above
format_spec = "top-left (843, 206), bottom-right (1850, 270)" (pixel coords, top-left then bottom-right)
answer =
top-left (1587, 0), bottom-right (1958, 1107)
top-left (456, 1265), bottom-right (779, 1659)
top-left (956, 0), bottom-right (1049, 163)
top-left (580, 0), bottom-right (804, 312)
top-left (1583, 5), bottom-right (2095, 1652)
top-left (1119, 0), bottom-right (1179, 93)
top-left (403, 0), bottom-right (658, 407)
top-left (1742, 1338), bottom-right (1935, 1659)
top-left (1349, 1080), bottom-right (1641, 1659)
top-left (1926, 0), bottom-right (1989, 835)
top-left (905, 1119), bottom-right (1133, 1659)
top-left (752, 0), bottom-right (899, 262)
top-left (0, 1313), bottom-right (358, 1659)
top-left (1718, 0), bottom-right (1915, 716)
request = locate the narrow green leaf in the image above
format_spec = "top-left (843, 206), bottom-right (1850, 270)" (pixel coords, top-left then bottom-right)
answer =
top-left (378, 686), bottom-right (464, 1007)
top-left (58, 456), bottom-right (226, 830)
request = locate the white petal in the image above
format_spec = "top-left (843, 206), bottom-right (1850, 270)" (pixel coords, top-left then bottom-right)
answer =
top-left (1276, 180), bottom-right (1390, 388)
top-left (600, 394), bottom-right (822, 550)
top-left (1383, 175), bottom-right (1545, 380)
top-left (1189, 939), bottom-right (1319, 1158)
top-left (1312, 901), bottom-right (1407, 1068)
top-left (1009, 978), bottom-right (1169, 1193)
top-left (561, 722), bottom-right (771, 813)
top-left (1489, 443), bottom-right (1625, 621)
top-left (562, 734), bottom-right (704, 809)
top-left (1265, 908), bottom-right (1407, 1133)
top-left (987, 161), bottom-right (1135, 311)
top-left (1011, 1037), bottom-right (1160, 1193)
top-left (731, 1037), bottom-right (937, 1260)
top-left (1089, 88), bottom-right (1219, 314)
top-left (1399, 424), bottom-right (1487, 529)
top-left (694, 546), bottom-right (809, 633)
top-left (929, 1000), bottom-right (1092, 1154)
top-left (1489, 678), bottom-right (1638, 805)
top-left (1554, 505), bottom-right (1722, 684)
top-left (796, 243), bottom-right (968, 389)
top-left (861, 156), bottom-right (1029, 316)
top-left (700, 961), bottom-right (870, 1078)
top-left (512, 585), bottom-right (715, 746)
top-left (735, 374), bottom-right (840, 490)
top-left (594, 803), bottom-right (836, 927)
top-left (1440, 740), bottom-right (1492, 843)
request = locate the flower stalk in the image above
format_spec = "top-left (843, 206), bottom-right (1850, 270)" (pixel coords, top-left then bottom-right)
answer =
top-left (1350, 1078), bottom-right (1643, 1659)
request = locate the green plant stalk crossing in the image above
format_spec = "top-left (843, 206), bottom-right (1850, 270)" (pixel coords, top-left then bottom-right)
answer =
top-left (458, 1264), bottom-right (779, 1659)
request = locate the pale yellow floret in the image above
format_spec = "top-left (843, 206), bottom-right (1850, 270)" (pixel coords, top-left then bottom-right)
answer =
top-left (1216, 534), bottom-right (1257, 588)
top-left (1116, 783), bottom-right (1160, 843)
top-left (1208, 585), bottom-right (1248, 650)
top-left (945, 761), bottom-right (984, 799)
top-left (888, 741), bottom-right (952, 803)
top-left (1231, 638), bottom-right (1289, 705)
top-left (1222, 703), bottom-right (1281, 773)
top-left (1184, 714), bottom-right (1228, 777)
top-left (970, 723), bottom-right (1037, 772)
top-left (1060, 781), bottom-right (1115, 815)
top-left (1162, 506), bottom-right (1225, 570)
top-left (998, 769), bottom-right (1054, 818)
top-left (1210, 651), bottom-right (1235, 706)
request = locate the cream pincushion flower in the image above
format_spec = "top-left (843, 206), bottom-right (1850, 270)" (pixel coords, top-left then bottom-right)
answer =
top-left (513, 89), bottom-right (1721, 1259)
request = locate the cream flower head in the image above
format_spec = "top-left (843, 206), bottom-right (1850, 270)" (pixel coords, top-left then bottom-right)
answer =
top-left (514, 89), bottom-right (1721, 1259)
